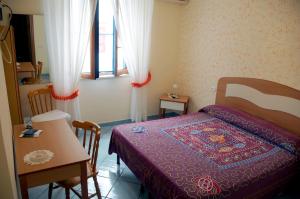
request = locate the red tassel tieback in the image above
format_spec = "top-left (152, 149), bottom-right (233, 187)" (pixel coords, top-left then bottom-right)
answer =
top-left (131, 72), bottom-right (152, 88)
top-left (48, 84), bottom-right (79, 101)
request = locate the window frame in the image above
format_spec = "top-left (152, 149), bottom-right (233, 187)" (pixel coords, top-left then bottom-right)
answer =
top-left (82, 2), bottom-right (128, 79)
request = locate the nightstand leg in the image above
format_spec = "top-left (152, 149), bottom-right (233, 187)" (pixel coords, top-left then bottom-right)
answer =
top-left (159, 108), bottom-right (166, 118)
top-left (183, 103), bottom-right (188, 114)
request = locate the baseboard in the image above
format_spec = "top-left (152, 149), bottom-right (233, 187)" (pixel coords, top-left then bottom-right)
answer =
top-left (99, 112), bottom-right (179, 127)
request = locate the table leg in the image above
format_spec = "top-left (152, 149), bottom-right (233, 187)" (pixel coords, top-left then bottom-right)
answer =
top-left (19, 175), bottom-right (29, 199)
top-left (80, 162), bottom-right (88, 199)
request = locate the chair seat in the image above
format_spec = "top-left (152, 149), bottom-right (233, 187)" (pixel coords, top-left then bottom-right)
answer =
top-left (56, 162), bottom-right (96, 188)
top-left (31, 109), bottom-right (71, 122)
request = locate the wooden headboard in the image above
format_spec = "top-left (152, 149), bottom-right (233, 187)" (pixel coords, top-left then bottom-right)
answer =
top-left (216, 77), bottom-right (300, 136)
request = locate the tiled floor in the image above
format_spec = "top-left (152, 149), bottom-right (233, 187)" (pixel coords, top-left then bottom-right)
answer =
top-left (28, 120), bottom-right (299, 199)
top-left (29, 125), bottom-right (147, 199)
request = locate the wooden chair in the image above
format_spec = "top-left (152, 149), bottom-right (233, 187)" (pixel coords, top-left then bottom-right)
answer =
top-left (28, 87), bottom-right (71, 122)
top-left (22, 61), bottom-right (43, 84)
top-left (48, 121), bottom-right (102, 199)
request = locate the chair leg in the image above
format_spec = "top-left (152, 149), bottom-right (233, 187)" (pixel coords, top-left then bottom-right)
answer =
top-left (65, 188), bottom-right (70, 199)
top-left (48, 183), bottom-right (53, 199)
top-left (93, 176), bottom-right (102, 198)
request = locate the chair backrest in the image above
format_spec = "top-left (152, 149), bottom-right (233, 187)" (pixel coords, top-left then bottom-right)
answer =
top-left (35, 61), bottom-right (43, 79)
top-left (72, 120), bottom-right (101, 173)
top-left (28, 87), bottom-right (53, 116)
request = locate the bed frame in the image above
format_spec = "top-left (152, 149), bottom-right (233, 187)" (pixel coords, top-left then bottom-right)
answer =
top-left (216, 77), bottom-right (300, 136)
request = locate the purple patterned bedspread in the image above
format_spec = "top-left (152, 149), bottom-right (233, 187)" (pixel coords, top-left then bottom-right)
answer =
top-left (108, 105), bottom-right (300, 199)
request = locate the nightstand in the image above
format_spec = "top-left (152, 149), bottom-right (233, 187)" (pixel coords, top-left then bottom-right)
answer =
top-left (159, 94), bottom-right (189, 118)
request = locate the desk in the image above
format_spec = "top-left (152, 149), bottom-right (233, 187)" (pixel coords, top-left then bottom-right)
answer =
top-left (17, 62), bottom-right (35, 77)
top-left (14, 119), bottom-right (90, 199)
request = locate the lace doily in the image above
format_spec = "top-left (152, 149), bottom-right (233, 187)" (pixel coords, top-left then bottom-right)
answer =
top-left (24, 150), bottom-right (54, 165)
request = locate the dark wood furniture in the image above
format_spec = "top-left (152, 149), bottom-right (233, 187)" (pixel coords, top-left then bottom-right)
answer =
top-left (13, 119), bottom-right (91, 199)
top-left (1, 26), bottom-right (23, 125)
top-left (17, 62), bottom-right (36, 78)
top-left (22, 61), bottom-right (43, 84)
top-left (48, 120), bottom-right (102, 199)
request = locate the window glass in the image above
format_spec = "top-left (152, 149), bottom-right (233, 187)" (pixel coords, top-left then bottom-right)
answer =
top-left (99, 35), bottom-right (113, 72)
top-left (81, 0), bottom-right (127, 78)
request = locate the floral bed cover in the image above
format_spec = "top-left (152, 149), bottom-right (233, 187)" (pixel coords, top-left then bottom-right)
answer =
top-left (109, 105), bottom-right (300, 199)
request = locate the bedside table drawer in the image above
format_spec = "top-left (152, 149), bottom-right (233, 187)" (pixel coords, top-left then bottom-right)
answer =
top-left (160, 100), bottom-right (184, 111)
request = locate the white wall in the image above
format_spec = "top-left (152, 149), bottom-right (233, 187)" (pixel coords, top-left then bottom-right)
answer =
top-left (0, 51), bottom-right (18, 198)
top-left (5, 0), bottom-right (43, 15)
top-left (176, 0), bottom-right (300, 112)
top-left (33, 15), bottom-right (48, 74)
top-left (79, 77), bottom-right (131, 123)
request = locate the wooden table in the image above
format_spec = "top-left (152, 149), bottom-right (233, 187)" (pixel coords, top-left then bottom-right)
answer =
top-left (16, 62), bottom-right (35, 77)
top-left (13, 119), bottom-right (90, 199)
top-left (159, 94), bottom-right (189, 118)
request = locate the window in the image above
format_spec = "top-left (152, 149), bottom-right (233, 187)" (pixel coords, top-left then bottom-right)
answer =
top-left (82, 0), bottom-right (127, 79)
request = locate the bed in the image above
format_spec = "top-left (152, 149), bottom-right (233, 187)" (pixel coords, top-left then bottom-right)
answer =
top-left (108, 77), bottom-right (300, 199)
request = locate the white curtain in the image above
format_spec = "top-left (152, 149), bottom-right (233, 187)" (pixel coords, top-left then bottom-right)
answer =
top-left (111, 0), bottom-right (154, 122)
top-left (43, 0), bottom-right (97, 120)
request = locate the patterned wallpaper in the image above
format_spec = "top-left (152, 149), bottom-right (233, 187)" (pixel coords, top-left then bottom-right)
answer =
top-left (176, 0), bottom-right (300, 112)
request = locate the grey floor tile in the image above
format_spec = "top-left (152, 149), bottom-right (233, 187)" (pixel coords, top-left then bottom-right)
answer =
top-left (102, 156), bottom-right (117, 164)
top-left (107, 180), bottom-right (140, 199)
top-left (71, 176), bottom-right (116, 198)
top-left (102, 155), bottom-right (124, 167)
top-left (97, 149), bottom-right (109, 165)
top-left (52, 187), bottom-right (75, 199)
top-left (98, 160), bottom-right (124, 179)
top-left (101, 131), bottom-right (112, 138)
top-left (29, 184), bottom-right (76, 199)
top-left (28, 185), bottom-right (48, 199)
top-left (119, 167), bottom-right (140, 184)
top-left (98, 168), bottom-right (119, 180)
top-left (97, 154), bottom-right (108, 166)
top-left (97, 176), bottom-right (116, 198)
top-left (104, 156), bottom-right (127, 171)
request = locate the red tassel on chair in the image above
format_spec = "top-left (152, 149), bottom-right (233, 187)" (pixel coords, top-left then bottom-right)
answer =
top-left (48, 84), bottom-right (79, 101)
top-left (131, 72), bottom-right (152, 88)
